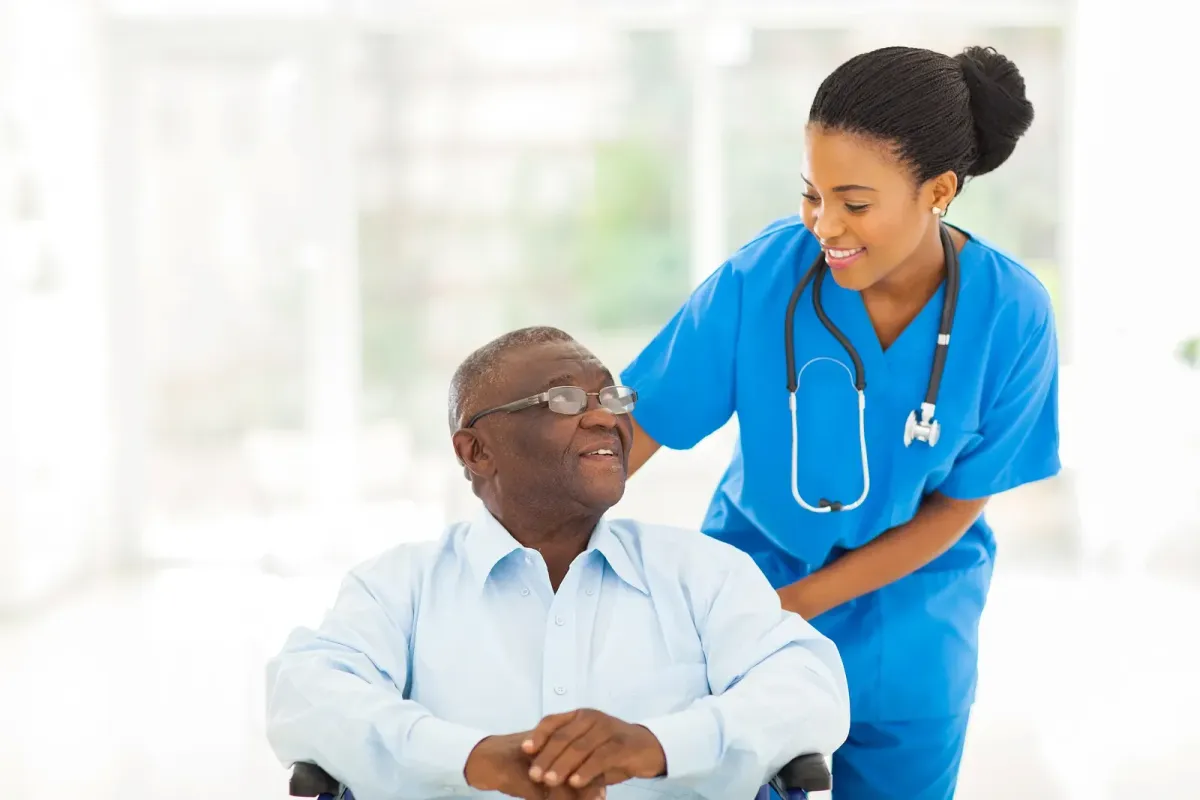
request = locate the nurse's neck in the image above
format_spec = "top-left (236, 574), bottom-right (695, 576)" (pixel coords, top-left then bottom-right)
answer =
top-left (867, 225), bottom-right (967, 305)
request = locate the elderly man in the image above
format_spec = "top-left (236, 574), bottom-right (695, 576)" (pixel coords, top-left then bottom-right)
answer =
top-left (266, 326), bottom-right (850, 800)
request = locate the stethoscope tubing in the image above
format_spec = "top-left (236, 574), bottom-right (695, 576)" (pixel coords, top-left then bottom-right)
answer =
top-left (785, 224), bottom-right (960, 513)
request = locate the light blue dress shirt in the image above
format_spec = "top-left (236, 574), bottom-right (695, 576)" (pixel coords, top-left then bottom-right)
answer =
top-left (266, 509), bottom-right (850, 800)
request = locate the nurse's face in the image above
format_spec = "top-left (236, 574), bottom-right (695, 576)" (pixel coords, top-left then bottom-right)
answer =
top-left (801, 125), bottom-right (952, 292)
top-left (459, 340), bottom-right (633, 515)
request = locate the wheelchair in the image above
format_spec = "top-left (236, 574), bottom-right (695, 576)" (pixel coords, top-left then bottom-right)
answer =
top-left (290, 751), bottom-right (831, 799)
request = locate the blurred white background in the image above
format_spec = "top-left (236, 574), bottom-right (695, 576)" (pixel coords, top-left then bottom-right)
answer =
top-left (1, 1), bottom-right (1198, 798)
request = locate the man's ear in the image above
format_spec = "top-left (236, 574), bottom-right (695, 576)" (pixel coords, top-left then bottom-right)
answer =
top-left (451, 429), bottom-right (494, 480)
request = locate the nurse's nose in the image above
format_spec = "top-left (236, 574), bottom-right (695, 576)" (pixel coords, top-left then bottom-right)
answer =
top-left (810, 209), bottom-right (844, 244)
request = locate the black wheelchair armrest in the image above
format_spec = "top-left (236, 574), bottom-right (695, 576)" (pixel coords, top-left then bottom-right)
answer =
top-left (773, 752), bottom-right (832, 793)
top-left (290, 762), bottom-right (341, 797)
top-left (291, 753), bottom-right (832, 797)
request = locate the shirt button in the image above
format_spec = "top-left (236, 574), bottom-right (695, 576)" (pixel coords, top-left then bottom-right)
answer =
top-left (554, 686), bottom-right (566, 696)
top-left (520, 588), bottom-right (530, 597)
top-left (585, 588), bottom-right (595, 596)
top-left (555, 615), bottom-right (565, 626)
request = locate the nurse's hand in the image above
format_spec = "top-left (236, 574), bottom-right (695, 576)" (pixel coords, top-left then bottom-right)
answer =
top-left (777, 492), bottom-right (991, 621)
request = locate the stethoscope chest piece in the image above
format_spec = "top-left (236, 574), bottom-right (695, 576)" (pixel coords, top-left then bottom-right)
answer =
top-left (903, 405), bottom-right (941, 447)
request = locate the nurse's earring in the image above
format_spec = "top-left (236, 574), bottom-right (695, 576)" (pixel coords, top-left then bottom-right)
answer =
top-left (932, 206), bottom-right (944, 217)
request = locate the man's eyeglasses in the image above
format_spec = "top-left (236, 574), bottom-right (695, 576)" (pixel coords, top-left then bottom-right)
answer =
top-left (463, 385), bottom-right (637, 429)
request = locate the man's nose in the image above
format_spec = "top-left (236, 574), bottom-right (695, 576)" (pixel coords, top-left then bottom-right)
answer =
top-left (579, 400), bottom-right (618, 429)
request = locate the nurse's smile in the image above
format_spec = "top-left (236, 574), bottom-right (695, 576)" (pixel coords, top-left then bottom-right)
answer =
top-left (823, 247), bottom-right (866, 270)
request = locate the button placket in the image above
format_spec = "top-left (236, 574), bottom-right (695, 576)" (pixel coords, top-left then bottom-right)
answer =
top-left (541, 576), bottom-right (582, 714)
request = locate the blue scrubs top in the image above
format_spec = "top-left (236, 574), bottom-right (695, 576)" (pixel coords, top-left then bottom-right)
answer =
top-left (621, 217), bottom-right (1061, 723)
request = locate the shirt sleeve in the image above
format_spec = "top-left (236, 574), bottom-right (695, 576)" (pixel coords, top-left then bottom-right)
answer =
top-left (636, 547), bottom-right (851, 798)
top-left (265, 565), bottom-right (488, 800)
top-left (939, 307), bottom-right (1063, 500)
top-left (620, 260), bottom-right (744, 450)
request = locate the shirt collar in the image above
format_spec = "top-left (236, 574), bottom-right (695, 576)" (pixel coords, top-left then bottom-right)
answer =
top-left (586, 518), bottom-right (649, 595)
top-left (465, 509), bottom-right (524, 588)
top-left (465, 509), bottom-right (648, 595)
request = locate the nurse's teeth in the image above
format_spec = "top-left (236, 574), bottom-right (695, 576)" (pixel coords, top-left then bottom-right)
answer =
top-left (827, 248), bottom-right (863, 258)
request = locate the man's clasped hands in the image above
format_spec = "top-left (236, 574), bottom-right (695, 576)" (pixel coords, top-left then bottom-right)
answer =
top-left (464, 708), bottom-right (668, 800)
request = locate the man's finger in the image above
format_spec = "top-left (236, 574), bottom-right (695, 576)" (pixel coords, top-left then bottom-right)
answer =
top-left (546, 783), bottom-right (585, 800)
top-left (567, 741), bottom-right (624, 788)
top-left (528, 714), bottom-right (597, 782)
top-left (544, 778), bottom-right (605, 800)
top-left (574, 777), bottom-right (608, 800)
top-left (542, 724), bottom-right (613, 786)
top-left (522, 711), bottom-right (580, 755)
top-left (513, 779), bottom-right (546, 800)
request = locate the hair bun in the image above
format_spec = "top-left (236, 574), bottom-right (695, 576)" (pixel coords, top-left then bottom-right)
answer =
top-left (953, 45), bottom-right (1034, 177)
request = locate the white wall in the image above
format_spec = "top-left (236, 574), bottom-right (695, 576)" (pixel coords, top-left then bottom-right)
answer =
top-left (1063, 1), bottom-right (1200, 564)
top-left (0, 0), bottom-right (111, 611)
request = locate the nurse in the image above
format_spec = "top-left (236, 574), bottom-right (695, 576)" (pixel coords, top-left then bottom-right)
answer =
top-left (621, 45), bottom-right (1060, 799)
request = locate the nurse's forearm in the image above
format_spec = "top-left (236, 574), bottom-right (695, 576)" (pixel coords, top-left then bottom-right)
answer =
top-left (627, 416), bottom-right (663, 476)
top-left (780, 492), bottom-right (988, 619)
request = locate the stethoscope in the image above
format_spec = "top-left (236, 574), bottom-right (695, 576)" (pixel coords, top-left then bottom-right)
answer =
top-left (784, 217), bottom-right (961, 514)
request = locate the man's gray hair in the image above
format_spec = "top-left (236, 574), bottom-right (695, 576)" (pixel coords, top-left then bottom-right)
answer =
top-left (448, 326), bottom-right (576, 431)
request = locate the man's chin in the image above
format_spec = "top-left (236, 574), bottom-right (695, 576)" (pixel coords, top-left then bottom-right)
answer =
top-left (575, 478), bottom-right (626, 513)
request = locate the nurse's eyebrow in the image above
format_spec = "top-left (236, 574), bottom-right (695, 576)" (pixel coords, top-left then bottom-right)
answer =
top-left (802, 175), bottom-right (877, 193)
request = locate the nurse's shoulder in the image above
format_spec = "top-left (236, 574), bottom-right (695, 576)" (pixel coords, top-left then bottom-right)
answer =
top-left (961, 231), bottom-right (1056, 335)
top-left (935, 230), bottom-right (1062, 501)
top-left (725, 214), bottom-right (822, 284)
top-left (620, 216), bottom-right (820, 454)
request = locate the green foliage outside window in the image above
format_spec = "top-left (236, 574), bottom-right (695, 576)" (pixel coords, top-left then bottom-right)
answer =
top-left (574, 139), bottom-right (690, 330)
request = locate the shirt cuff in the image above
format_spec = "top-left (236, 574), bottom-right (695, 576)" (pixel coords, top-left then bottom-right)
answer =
top-left (404, 715), bottom-right (490, 791)
top-left (639, 706), bottom-right (721, 780)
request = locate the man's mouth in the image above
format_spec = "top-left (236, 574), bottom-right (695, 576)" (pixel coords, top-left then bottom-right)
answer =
top-left (581, 448), bottom-right (618, 460)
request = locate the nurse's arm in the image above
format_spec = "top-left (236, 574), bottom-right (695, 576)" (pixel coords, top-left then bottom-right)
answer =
top-left (779, 492), bottom-right (988, 619)
top-left (627, 416), bottom-right (663, 476)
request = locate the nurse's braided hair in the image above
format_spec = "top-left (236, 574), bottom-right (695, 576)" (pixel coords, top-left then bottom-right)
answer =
top-left (808, 45), bottom-right (1034, 194)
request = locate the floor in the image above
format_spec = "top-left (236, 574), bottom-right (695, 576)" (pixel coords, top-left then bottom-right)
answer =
top-left (1, 562), bottom-right (1197, 799)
